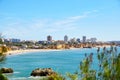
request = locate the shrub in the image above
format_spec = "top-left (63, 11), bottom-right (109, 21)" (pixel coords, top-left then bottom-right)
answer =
top-left (79, 46), bottom-right (120, 80)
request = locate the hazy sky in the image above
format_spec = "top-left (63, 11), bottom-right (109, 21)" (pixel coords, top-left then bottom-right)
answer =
top-left (0, 0), bottom-right (120, 41)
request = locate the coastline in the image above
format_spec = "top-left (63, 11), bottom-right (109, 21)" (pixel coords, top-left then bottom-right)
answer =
top-left (5, 49), bottom-right (63, 56)
top-left (4, 45), bottom-right (111, 56)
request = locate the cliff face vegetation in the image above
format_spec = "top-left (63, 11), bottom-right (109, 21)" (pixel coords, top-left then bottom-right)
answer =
top-left (0, 36), bottom-right (8, 80)
top-left (0, 46), bottom-right (8, 80)
top-left (0, 46), bottom-right (8, 54)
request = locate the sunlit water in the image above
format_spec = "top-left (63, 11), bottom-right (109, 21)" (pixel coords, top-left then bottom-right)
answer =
top-left (0, 47), bottom-right (120, 80)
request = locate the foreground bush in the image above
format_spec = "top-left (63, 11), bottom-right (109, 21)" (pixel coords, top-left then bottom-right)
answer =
top-left (79, 46), bottom-right (120, 80)
top-left (0, 74), bottom-right (8, 80)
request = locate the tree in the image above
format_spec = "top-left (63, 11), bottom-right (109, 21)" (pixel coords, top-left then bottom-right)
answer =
top-left (0, 34), bottom-right (8, 80)
top-left (0, 33), bottom-right (4, 44)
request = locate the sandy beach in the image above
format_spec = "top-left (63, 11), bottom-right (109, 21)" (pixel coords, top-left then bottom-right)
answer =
top-left (5, 49), bottom-right (63, 56)
top-left (4, 45), bottom-right (111, 56)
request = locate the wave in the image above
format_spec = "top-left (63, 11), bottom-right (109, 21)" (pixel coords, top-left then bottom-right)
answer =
top-left (14, 71), bottom-right (20, 74)
top-left (9, 77), bottom-right (27, 80)
top-left (9, 76), bottom-right (47, 80)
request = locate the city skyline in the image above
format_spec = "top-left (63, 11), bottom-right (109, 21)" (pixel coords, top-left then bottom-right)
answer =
top-left (4, 35), bottom-right (97, 44)
top-left (4, 35), bottom-right (95, 41)
top-left (0, 0), bottom-right (120, 41)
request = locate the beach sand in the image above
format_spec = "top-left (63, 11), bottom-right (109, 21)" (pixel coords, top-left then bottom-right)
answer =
top-left (5, 49), bottom-right (62, 55)
top-left (4, 45), bottom-right (112, 56)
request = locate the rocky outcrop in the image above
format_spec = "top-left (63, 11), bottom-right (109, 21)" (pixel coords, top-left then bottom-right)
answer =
top-left (0, 67), bottom-right (13, 73)
top-left (31, 68), bottom-right (56, 76)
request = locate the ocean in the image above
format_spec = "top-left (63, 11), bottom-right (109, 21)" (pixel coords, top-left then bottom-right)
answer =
top-left (0, 47), bottom-right (120, 80)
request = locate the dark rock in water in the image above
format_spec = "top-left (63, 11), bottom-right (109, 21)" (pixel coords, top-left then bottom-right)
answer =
top-left (0, 68), bottom-right (13, 73)
top-left (31, 68), bottom-right (56, 76)
top-left (83, 46), bottom-right (92, 48)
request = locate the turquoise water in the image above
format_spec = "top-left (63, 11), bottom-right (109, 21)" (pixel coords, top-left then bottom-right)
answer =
top-left (0, 47), bottom-right (120, 80)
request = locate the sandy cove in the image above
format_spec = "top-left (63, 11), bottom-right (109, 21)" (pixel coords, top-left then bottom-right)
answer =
top-left (4, 45), bottom-right (112, 56)
top-left (5, 48), bottom-right (84, 56)
top-left (5, 49), bottom-right (63, 56)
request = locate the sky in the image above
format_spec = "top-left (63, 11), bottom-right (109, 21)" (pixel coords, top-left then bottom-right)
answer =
top-left (0, 0), bottom-right (120, 41)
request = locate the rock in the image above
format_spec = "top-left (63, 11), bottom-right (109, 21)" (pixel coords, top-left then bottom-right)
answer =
top-left (0, 68), bottom-right (13, 73)
top-left (31, 68), bottom-right (56, 77)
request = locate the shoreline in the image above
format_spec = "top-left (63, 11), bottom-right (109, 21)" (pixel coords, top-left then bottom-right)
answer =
top-left (5, 49), bottom-right (64, 56)
top-left (4, 45), bottom-right (112, 56)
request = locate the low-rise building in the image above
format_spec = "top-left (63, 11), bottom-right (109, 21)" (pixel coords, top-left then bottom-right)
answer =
top-left (10, 38), bottom-right (21, 43)
top-left (90, 38), bottom-right (97, 43)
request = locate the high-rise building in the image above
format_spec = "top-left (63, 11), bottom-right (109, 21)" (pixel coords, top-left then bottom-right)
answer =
top-left (47, 35), bottom-right (52, 42)
top-left (64, 35), bottom-right (68, 42)
top-left (83, 36), bottom-right (86, 43)
top-left (77, 38), bottom-right (81, 43)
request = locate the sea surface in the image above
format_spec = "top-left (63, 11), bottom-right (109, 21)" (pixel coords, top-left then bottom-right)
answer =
top-left (0, 47), bottom-right (120, 80)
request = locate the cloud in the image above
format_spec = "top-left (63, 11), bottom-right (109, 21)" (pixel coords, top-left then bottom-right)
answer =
top-left (53, 10), bottom-right (99, 27)
top-left (1, 10), bottom-right (98, 40)
top-left (54, 14), bottom-right (87, 26)
top-left (68, 15), bottom-right (86, 20)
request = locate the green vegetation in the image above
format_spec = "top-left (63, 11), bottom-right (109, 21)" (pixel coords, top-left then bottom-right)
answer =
top-left (47, 74), bottom-right (65, 80)
top-left (96, 46), bottom-right (120, 80)
top-left (0, 74), bottom-right (8, 80)
top-left (70, 46), bottom-right (120, 80)
top-left (0, 36), bottom-right (8, 80)
top-left (0, 34), bottom-right (3, 44)
top-left (79, 52), bottom-right (96, 80)
top-left (66, 72), bottom-right (78, 80)
top-left (46, 46), bottom-right (120, 80)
